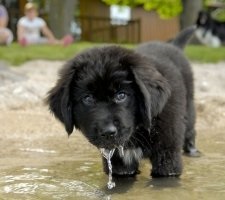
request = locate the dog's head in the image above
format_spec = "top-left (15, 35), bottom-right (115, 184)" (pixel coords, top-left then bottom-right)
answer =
top-left (196, 11), bottom-right (211, 28)
top-left (46, 46), bottom-right (171, 149)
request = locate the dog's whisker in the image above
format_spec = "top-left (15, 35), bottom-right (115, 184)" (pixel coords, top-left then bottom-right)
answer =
top-left (135, 133), bottom-right (152, 147)
top-left (126, 139), bottom-right (135, 148)
top-left (131, 134), bottom-right (150, 148)
top-left (130, 137), bottom-right (144, 148)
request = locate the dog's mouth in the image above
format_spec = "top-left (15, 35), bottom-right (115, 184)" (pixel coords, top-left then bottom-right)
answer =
top-left (99, 145), bottom-right (124, 156)
top-left (95, 136), bottom-right (130, 150)
top-left (97, 140), bottom-right (121, 149)
top-left (86, 127), bottom-right (133, 150)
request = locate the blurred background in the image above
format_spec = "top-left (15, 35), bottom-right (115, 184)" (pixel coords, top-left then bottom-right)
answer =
top-left (1, 0), bottom-right (224, 44)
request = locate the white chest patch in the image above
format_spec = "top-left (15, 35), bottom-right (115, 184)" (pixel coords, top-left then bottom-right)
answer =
top-left (119, 148), bottom-right (143, 166)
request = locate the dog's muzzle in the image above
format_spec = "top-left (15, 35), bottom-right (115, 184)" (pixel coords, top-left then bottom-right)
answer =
top-left (99, 124), bottom-right (118, 139)
top-left (96, 123), bottom-right (122, 149)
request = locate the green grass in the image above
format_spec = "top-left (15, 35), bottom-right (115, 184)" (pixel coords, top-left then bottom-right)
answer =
top-left (185, 45), bottom-right (225, 63)
top-left (0, 42), bottom-right (225, 66)
top-left (0, 42), bottom-right (99, 66)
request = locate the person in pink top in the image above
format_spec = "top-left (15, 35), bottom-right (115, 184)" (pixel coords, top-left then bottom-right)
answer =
top-left (0, 4), bottom-right (13, 45)
top-left (17, 2), bottom-right (73, 46)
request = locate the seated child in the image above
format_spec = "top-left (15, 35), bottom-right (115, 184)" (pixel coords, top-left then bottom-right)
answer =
top-left (17, 2), bottom-right (73, 46)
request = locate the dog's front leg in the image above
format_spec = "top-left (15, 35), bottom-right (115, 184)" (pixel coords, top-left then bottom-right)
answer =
top-left (102, 150), bottom-right (140, 177)
top-left (150, 150), bottom-right (182, 177)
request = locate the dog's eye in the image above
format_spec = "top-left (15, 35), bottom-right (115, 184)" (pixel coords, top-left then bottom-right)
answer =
top-left (114, 92), bottom-right (127, 103)
top-left (82, 95), bottom-right (96, 106)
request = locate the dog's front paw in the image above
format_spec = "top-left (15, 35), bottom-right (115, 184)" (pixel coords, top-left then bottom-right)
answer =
top-left (183, 148), bottom-right (201, 157)
top-left (112, 168), bottom-right (140, 177)
top-left (151, 170), bottom-right (181, 178)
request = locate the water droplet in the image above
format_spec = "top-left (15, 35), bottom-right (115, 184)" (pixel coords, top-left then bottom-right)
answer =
top-left (118, 145), bottom-right (124, 157)
top-left (100, 148), bottom-right (116, 189)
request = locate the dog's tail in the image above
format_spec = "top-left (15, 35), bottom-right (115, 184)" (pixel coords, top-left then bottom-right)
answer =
top-left (172, 25), bottom-right (197, 49)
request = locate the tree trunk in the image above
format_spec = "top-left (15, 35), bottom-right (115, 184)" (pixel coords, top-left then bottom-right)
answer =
top-left (49, 0), bottom-right (77, 38)
top-left (180, 0), bottom-right (203, 29)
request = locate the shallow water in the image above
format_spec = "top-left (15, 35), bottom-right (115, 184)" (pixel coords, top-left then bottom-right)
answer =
top-left (1, 109), bottom-right (225, 200)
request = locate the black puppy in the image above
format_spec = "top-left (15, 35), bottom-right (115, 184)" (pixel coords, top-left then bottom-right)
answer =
top-left (47, 26), bottom-right (199, 178)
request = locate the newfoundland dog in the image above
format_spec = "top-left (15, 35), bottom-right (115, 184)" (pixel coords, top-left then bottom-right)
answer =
top-left (47, 26), bottom-right (200, 178)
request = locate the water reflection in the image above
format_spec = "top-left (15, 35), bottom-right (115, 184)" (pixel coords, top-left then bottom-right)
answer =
top-left (103, 176), bottom-right (137, 196)
top-left (1, 167), bottom-right (109, 199)
top-left (1, 128), bottom-right (225, 199)
top-left (20, 148), bottom-right (56, 154)
top-left (146, 177), bottom-right (181, 189)
top-left (1, 151), bottom-right (225, 200)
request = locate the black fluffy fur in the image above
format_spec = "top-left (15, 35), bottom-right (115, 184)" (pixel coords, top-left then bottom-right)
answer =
top-left (46, 26), bottom-right (199, 178)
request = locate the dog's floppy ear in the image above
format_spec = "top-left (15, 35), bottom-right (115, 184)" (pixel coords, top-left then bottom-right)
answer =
top-left (46, 62), bottom-right (76, 135)
top-left (131, 63), bottom-right (171, 128)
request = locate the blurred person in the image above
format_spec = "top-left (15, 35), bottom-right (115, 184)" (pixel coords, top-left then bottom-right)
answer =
top-left (17, 2), bottom-right (73, 46)
top-left (0, 4), bottom-right (13, 45)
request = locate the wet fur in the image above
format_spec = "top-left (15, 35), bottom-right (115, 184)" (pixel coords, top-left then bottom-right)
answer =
top-left (47, 27), bottom-right (199, 178)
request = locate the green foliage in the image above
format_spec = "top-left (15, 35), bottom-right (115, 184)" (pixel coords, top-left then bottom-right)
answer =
top-left (102, 0), bottom-right (183, 19)
top-left (203, 0), bottom-right (225, 21)
top-left (139, 0), bottom-right (182, 19)
top-left (204, 0), bottom-right (225, 5)
top-left (212, 8), bottom-right (225, 21)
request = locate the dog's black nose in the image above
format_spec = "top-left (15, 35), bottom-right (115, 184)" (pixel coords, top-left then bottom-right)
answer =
top-left (100, 125), bottom-right (117, 138)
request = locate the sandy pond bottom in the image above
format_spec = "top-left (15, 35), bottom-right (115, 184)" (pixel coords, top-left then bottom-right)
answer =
top-left (0, 106), bottom-right (225, 200)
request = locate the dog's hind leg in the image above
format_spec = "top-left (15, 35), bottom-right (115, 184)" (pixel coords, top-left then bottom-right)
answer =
top-left (102, 150), bottom-right (140, 177)
top-left (183, 99), bottom-right (201, 157)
